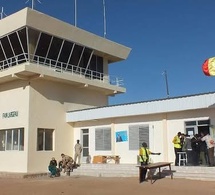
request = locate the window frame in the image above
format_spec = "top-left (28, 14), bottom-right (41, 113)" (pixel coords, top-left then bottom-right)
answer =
top-left (0, 128), bottom-right (24, 151)
top-left (37, 128), bottom-right (54, 151)
top-left (95, 127), bottom-right (111, 151)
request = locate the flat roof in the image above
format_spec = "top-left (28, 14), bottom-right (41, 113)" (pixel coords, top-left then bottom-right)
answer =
top-left (0, 8), bottom-right (131, 63)
top-left (66, 91), bottom-right (215, 122)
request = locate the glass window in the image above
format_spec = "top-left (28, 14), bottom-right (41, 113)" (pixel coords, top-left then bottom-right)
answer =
top-left (1, 36), bottom-right (14, 59)
top-left (185, 120), bottom-right (210, 135)
top-left (82, 129), bottom-right (89, 134)
top-left (13, 129), bottom-right (18, 150)
top-left (8, 32), bottom-right (23, 55)
top-left (198, 120), bottom-right (210, 125)
top-left (6, 130), bottom-right (12, 150)
top-left (186, 127), bottom-right (195, 137)
top-left (0, 130), bottom-right (6, 151)
top-left (185, 121), bottom-right (196, 126)
top-left (0, 128), bottom-right (24, 151)
top-left (37, 128), bottom-right (54, 151)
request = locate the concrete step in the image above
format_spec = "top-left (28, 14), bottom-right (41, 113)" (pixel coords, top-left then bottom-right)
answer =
top-left (1, 163), bottom-right (215, 181)
top-left (68, 163), bottom-right (215, 181)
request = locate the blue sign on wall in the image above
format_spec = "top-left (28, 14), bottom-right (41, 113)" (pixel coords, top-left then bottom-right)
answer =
top-left (116, 131), bottom-right (128, 142)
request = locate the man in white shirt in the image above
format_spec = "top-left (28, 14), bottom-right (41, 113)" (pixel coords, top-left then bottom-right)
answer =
top-left (201, 132), bottom-right (215, 167)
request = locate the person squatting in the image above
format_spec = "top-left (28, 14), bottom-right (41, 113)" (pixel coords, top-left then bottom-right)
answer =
top-left (48, 154), bottom-right (76, 177)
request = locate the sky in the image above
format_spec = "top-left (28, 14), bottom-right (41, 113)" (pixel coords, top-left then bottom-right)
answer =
top-left (1, 0), bottom-right (215, 105)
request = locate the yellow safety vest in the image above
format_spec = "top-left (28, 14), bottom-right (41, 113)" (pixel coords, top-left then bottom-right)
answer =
top-left (172, 135), bottom-right (181, 149)
top-left (139, 147), bottom-right (151, 163)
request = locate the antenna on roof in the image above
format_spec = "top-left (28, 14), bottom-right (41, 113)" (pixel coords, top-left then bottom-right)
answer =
top-left (0, 7), bottom-right (7, 19)
top-left (103, 0), bottom-right (107, 38)
top-left (25, 0), bottom-right (42, 10)
top-left (74, 0), bottom-right (77, 26)
top-left (162, 70), bottom-right (170, 98)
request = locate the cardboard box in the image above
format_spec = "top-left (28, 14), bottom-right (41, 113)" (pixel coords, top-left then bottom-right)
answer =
top-left (93, 156), bottom-right (107, 164)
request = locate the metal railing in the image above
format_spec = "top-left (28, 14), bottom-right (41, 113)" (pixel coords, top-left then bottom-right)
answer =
top-left (0, 53), bottom-right (124, 87)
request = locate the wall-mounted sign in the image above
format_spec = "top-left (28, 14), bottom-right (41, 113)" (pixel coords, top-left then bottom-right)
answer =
top-left (116, 130), bottom-right (128, 142)
top-left (2, 111), bottom-right (18, 119)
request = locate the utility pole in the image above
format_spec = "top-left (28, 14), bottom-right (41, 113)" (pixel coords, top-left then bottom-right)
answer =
top-left (162, 70), bottom-right (170, 98)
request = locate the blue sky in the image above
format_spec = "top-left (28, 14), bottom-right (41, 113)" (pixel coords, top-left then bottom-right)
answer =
top-left (2, 0), bottom-right (215, 105)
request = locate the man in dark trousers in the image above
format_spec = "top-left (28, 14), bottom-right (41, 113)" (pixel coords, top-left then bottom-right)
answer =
top-left (139, 142), bottom-right (161, 182)
top-left (191, 134), bottom-right (200, 166)
top-left (172, 132), bottom-right (182, 166)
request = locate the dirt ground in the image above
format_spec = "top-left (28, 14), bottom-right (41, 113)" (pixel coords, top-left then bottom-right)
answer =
top-left (0, 176), bottom-right (214, 195)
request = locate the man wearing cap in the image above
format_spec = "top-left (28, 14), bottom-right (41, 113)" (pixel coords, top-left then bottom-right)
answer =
top-left (60, 153), bottom-right (75, 175)
top-left (139, 142), bottom-right (161, 182)
top-left (172, 132), bottom-right (182, 166)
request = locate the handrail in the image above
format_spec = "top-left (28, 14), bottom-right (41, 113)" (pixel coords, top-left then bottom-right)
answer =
top-left (0, 53), bottom-right (124, 87)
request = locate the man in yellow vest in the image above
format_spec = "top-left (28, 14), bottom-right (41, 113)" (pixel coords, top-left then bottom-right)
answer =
top-left (172, 132), bottom-right (182, 166)
top-left (139, 142), bottom-right (161, 182)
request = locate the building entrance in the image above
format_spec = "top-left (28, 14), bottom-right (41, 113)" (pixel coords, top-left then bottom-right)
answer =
top-left (81, 129), bottom-right (89, 163)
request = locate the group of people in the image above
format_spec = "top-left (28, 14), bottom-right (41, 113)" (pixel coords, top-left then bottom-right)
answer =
top-left (173, 131), bottom-right (215, 167)
top-left (48, 139), bottom-right (83, 177)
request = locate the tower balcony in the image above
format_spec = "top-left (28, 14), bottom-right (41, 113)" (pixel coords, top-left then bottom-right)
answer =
top-left (0, 53), bottom-right (125, 95)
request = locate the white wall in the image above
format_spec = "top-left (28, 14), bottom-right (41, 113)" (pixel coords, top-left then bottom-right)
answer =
top-left (73, 109), bottom-right (214, 165)
top-left (27, 79), bottom-right (109, 172)
top-left (0, 80), bottom-right (29, 172)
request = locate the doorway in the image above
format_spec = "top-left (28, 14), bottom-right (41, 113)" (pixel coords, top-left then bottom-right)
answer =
top-left (185, 119), bottom-right (210, 136)
top-left (81, 129), bottom-right (89, 163)
top-left (198, 126), bottom-right (210, 135)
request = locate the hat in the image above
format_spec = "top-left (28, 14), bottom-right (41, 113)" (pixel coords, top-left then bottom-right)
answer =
top-left (142, 142), bottom-right (148, 147)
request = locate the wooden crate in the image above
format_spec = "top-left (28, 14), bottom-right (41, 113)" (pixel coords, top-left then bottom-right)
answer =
top-left (93, 156), bottom-right (107, 164)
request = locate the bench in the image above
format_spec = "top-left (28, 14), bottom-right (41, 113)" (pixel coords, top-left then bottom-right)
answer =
top-left (93, 155), bottom-right (120, 164)
top-left (136, 162), bottom-right (173, 184)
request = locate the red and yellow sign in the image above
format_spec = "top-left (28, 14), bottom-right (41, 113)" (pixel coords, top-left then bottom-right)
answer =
top-left (202, 57), bottom-right (215, 76)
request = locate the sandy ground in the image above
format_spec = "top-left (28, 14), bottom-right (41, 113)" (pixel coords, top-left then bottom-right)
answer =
top-left (0, 176), bottom-right (214, 195)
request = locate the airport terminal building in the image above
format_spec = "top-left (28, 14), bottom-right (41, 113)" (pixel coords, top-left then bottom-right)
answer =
top-left (0, 8), bottom-right (214, 173)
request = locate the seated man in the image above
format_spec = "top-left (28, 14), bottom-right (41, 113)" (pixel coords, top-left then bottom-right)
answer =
top-left (48, 157), bottom-right (58, 178)
top-left (60, 153), bottom-right (75, 175)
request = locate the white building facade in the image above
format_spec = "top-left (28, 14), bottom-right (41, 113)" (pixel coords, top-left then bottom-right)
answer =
top-left (0, 8), bottom-right (214, 174)
top-left (0, 8), bottom-right (130, 173)
top-left (67, 92), bottom-right (215, 165)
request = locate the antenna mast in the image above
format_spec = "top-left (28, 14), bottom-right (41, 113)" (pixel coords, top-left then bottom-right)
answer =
top-left (26, 0), bottom-right (42, 10)
top-left (162, 70), bottom-right (170, 98)
top-left (103, 0), bottom-right (107, 38)
top-left (74, 0), bottom-right (77, 26)
top-left (0, 7), bottom-right (3, 19)
top-left (0, 7), bottom-right (7, 19)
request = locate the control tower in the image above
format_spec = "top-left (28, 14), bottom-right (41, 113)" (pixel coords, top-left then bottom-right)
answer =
top-left (0, 8), bottom-right (130, 173)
